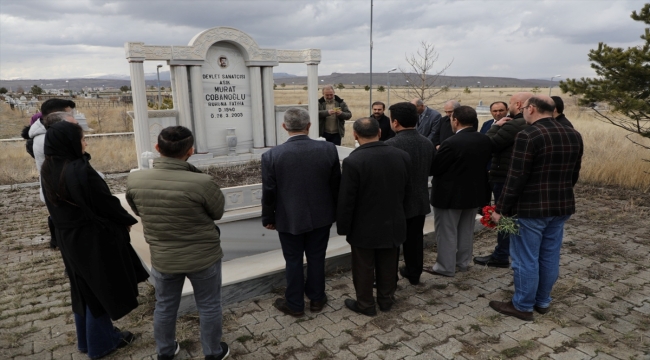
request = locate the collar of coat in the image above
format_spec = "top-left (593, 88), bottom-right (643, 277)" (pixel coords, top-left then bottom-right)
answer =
top-left (352, 140), bottom-right (386, 152)
top-left (318, 95), bottom-right (344, 103)
top-left (152, 156), bottom-right (203, 173)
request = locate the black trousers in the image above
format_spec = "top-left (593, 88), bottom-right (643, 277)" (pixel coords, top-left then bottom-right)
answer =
top-left (322, 132), bottom-right (341, 145)
top-left (48, 216), bottom-right (58, 249)
top-left (351, 245), bottom-right (399, 311)
top-left (399, 215), bottom-right (426, 281)
top-left (278, 225), bottom-right (331, 312)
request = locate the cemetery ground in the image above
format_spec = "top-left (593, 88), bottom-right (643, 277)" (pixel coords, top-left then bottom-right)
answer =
top-left (1, 179), bottom-right (649, 359)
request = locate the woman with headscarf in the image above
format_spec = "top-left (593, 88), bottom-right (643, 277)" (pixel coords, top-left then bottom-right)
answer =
top-left (40, 121), bottom-right (149, 359)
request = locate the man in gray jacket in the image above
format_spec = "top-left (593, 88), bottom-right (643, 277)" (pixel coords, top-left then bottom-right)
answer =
top-left (262, 108), bottom-right (341, 317)
top-left (411, 98), bottom-right (442, 142)
top-left (127, 126), bottom-right (229, 360)
top-left (385, 102), bottom-right (433, 285)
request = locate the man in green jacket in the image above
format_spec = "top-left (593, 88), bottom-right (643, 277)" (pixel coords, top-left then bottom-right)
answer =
top-left (318, 85), bottom-right (352, 145)
top-left (126, 126), bottom-right (229, 360)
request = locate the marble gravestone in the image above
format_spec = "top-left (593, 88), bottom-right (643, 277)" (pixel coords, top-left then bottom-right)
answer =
top-left (125, 27), bottom-right (323, 169)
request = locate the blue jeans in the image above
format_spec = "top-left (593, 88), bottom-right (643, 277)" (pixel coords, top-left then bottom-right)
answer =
top-left (491, 182), bottom-right (510, 261)
top-left (74, 306), bottom-right (121, 359)
top-left (510, 215), bottom-right (571, 312)
top-left (278, 225), bottom-right (331, 311)
top-left (151, 260), bottom-right (224, 358)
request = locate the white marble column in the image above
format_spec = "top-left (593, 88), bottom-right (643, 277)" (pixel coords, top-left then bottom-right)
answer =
top-left (128, 60), bottom-right (151, 169)
top-left (189, 66), bottom-right (208, 153)
top-left (169, 65), bottom-right (178, 109)
top-left (261, 67), bottom-right (276, 147)
top-left (306, 63), bottom-right (319, 139)
top-left (173, 66), bottom-right (193, 130)
top-left (249, 66), bottom-right (265, 148)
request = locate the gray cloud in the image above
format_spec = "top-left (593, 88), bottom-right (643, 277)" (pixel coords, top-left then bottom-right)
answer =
top-left (0, 0), bottom-right (647, 80)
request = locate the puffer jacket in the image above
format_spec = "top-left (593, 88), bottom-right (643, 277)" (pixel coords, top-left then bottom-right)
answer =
top-left (486, 113), bottom-right (528, 183)
top-left (318, 95), bottom-right (352, 137)
top-left (126, 157), bottom-right (225, 274)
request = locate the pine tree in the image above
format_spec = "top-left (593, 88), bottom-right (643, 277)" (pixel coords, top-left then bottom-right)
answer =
top-left (560, 4), bottom-right (650, 145)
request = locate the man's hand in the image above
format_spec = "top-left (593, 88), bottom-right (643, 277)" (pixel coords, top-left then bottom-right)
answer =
top-left (328, 109), bottom-right (337, 115)
top-left (436, 145), bottom-right (440, 150)
top-left (495, 117), bottom-right (512, 126)
top-left (127, 225), bottom-right (132, 232)
top-left (491, 212), bottom-right (501, 224)
top-left (265, 224), bottom-right (276, 230)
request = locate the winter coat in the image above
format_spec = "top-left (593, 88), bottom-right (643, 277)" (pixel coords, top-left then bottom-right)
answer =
top-left (126, 157), bottom-right (225, 274)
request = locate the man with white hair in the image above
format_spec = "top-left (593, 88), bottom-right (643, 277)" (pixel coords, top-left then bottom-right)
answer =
top-left (262, 107), bottom-right (341, 317)
top-left (410, 98), bottom-right (441, 142)
top-left (318, 85), bottom-right (352, 145)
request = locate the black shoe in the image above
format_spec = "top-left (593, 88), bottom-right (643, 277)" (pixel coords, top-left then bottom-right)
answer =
top-left (473, 255), bottom-right (510, 268)
top-left (534, 305), bottom-right (550, 314)
top-left (399, 267), bottom-right (420, 285)
top-left (157, 341), bottom-right (180, 360)
top-left (114, 327), bottom-right (135, 349)
top-left (310, 295), bottom-right (328, 312)
top-left (344, 299), bottom-right (377, 316)
top-left (273, 298), bottom-right (305, 317)
top-left (205, 342), bottom-right (230, 360)
top-left (379, 303), bottom-right (393, 312)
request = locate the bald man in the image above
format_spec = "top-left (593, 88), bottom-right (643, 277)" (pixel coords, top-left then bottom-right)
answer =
top-left (474, 92), bottom-right (533, 269)
top-left (489, 95), bottom-right (583, 321)
top-left (432, 100), bottom-right (460, 149)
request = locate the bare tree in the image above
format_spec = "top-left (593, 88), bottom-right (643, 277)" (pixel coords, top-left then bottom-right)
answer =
top-left (396, 41), bottom-right (452, 104)
top-left (87, 100), bottom-right (108, 132)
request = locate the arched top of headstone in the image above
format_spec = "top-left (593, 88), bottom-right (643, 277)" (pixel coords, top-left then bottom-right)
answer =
top-left (125, 27), bottom-right (320, 65)
top-left (188, 27), bottom-right (269, 62)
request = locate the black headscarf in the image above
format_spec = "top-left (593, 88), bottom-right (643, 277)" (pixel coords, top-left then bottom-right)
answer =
top-left (41, 121), bottom-right (90, 207)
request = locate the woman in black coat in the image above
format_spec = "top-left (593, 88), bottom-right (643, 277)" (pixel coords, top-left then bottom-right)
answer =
top-left (41, 121), bottom-right (149, 359)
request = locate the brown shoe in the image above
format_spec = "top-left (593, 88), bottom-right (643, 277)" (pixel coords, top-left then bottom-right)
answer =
top-left (310, 295), bottom-right (328, 313)
top-left (273, 298), bottom-right (304, 317)
top-left (489, 300), bottom-right (533, 321)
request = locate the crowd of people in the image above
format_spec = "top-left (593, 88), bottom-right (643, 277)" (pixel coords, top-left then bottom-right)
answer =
top-left (26, 88), bottom-right (582, 359)
top-left (271, 88), bottom-right (583, 323)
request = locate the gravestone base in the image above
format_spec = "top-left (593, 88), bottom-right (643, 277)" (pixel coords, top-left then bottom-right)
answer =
top-left (188, 152), bottom-right (261, 168)
top-left (251, 148), bottom-right (271, 155)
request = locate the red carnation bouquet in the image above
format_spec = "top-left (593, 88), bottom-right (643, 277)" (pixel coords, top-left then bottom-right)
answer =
top-left (481, 205), bottom-right (519, 235)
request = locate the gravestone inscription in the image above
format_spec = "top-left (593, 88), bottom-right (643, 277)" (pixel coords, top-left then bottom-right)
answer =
top-left (202, 42), bottom-right (252, 155)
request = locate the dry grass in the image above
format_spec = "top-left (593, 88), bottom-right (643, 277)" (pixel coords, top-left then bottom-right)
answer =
top-left (1, 87), bottom-right (648, 190)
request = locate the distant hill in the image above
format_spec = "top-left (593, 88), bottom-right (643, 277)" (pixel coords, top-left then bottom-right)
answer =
top-left (275, 72), bottom-right (561, 88)
top-left (0, 72), bottom-right (559, 92)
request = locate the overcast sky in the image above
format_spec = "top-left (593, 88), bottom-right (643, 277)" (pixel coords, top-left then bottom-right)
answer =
top-left (0, 0), bottom-right (647, 80)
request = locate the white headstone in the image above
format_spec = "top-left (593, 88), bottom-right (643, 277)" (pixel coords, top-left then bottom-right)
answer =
top-left (202, 42), bottom-right (252, 155)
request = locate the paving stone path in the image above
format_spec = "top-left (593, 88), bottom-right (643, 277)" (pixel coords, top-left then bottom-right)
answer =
top-left (1, 180), bottom-right (649, 359)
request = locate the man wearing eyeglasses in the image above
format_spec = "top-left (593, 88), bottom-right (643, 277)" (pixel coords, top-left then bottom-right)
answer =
top-left (473, 92), bottom-right (533, 269)
top-left (488, 95), bottom-right (583, 321)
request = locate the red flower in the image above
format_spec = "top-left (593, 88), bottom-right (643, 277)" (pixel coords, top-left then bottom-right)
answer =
top-left (481, 205), bottom-right (497, 229)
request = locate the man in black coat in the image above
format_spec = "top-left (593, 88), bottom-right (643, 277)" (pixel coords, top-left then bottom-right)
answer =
top-left (424, 106), bottom-right (492, 277)
top-left (337, 117), bottom-right (411, 316)
top-left (432, 100), bottom-right (460, 149)
top-left (474, 92), bottom-right (532, 269)
top-left (262, 107), bottom-right (341, 317)
top-left (385, 102), bottom-right (433, 285)
top-left (551, 96), bottom-right (574, 128)
top-left (371, 101), bottom-right (395, 141)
